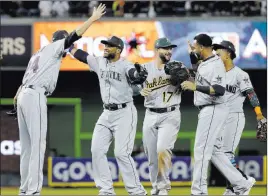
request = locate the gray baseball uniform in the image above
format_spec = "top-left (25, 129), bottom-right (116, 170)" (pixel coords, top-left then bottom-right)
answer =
top-left (191, 55), bottom-right (251, 195)
top-left (86, 55), bottom-right (146, 195)
top-left (141, 61), bottom-right (181, 192)
top-left (17, 39), bottom-right (65, 195)
top-left (222, 67), bottom-right (253, 162)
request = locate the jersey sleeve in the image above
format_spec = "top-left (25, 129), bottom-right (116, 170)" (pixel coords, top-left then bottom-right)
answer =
top-left (86, 55), bottom-right (99, 73)
top-left (238, 71), bottom-right (253, 92)
top-left (210, 61), bottom-right (226, 87)
top-left (53, 39), bottom-right (65, 58)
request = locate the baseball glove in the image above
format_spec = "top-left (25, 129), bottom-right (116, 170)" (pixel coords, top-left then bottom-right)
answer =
top-left (164, 61), bottom-right (190, 87)
top-left (131, 63), bottom-right (148, 85)
top-left (257, 117), bottom-right (267, 142)
top-left (6, 105), bottom-right (17, 120)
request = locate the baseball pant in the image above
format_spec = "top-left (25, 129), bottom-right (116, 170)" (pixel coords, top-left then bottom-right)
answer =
top-left (142, 107), bottom-right (181, 191)
top-left (91, 102), bottom-right (146, 195)
top-left (17, 86), bottom-right (47, 195)
top-left (191, 104), bottom-right (251, 195)
top-left (222, 112), bottom-right (245, 161)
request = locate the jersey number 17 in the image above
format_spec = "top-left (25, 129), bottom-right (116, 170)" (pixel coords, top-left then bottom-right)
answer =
top-left (163, 92), bottom-right (173, 103)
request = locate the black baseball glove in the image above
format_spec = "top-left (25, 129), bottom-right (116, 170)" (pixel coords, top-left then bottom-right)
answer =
top-left (257, 117), bottom-right (267, 142)
top-left (130, 63), bottom-right (148, 85)
top-left (6, 104), bottom-right (17, 120)
top-left (164, 61), bottom-right (190, 88)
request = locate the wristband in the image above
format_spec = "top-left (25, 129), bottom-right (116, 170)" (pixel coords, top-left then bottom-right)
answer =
top-left (196, 85), bottom-right (210, 95)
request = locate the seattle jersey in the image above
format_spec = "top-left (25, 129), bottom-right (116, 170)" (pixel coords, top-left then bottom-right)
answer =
top-left (225, 66), bottom-right (253, 113)
top-left (22, 39), bottom-right (65, 95)
top-left (194, 55), bottom-right (226, 106)
top-left (86, 55), bottom-right (135, 104)
top-left (142, 61), bottom-right (182, 108)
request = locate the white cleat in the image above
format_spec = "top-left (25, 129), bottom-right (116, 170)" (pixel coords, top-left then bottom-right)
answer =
top-left (158, 189), bottom-right (168, 195)
top-left (151, 188), bottom-right (159, 195)
top-left (242, 176), bottom-right (256, 195)
top-left (223, 188), bottom-right (236, 195)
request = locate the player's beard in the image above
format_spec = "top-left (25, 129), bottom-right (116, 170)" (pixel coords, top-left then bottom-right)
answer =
top-left (159, 53), bottom-right (171, 64)
top-left (104, 53), bottom-right (116, 60)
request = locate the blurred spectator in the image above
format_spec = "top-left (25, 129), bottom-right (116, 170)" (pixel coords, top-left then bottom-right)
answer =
top-left (52, 1), bottom-right (69, 17)
top-left (39, 1), bottom-right (52, 17)
top-left (112, 0), bottom-right (125, 17)
top-left (148, 0), bottom-right (156, 18)
top-left (2, 1), bottom-right (266, 18)
top-left (88, 1), bottom-right (99, 15)
top-left (261, 0), bottom-right (267, 16)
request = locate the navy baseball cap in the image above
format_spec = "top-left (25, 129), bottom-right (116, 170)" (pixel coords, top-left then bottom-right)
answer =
top-left (52, 30), bottom-right (68, 42)
top-left (155, 37), bottom-right (177, 49)
top-left (213, 40), bottom-right (236, 59)
top-left (101, 36), bottom-right (124, 50)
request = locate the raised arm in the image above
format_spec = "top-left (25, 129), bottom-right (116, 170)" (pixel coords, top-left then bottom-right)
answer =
top-left (63, 3), bottom-right (106, 50)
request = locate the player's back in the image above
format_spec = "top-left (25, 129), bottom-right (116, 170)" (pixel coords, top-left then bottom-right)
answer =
top-left (22, 39), bottom-right (65, 95)
top-left (225, 66), bottom-right (253, 113)
top-left (143, 61), bottom-right (181, 108)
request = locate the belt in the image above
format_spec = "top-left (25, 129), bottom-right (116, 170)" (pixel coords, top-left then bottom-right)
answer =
top-left (196, 104), bottom-right (215, 110)
top-left (104, 103), bottom-right (127, 111)
top-left (149, 106), bottom-right (176, 113)
top-left (24, 85), bottom-right (49, 96)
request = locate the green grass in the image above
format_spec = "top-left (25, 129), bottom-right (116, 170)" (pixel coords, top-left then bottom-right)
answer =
top-left (1, 186), bottom-right (266, 195)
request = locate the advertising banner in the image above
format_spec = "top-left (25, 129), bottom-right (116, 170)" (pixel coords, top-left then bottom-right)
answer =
top-left (33, 21), bottom-right (266, 71)
top-left (33, 21), bottom-right (159, 71)
top-left (48, 156), bottom-right (266, 187)
top-left (0, 25), bottom-right (32, 67)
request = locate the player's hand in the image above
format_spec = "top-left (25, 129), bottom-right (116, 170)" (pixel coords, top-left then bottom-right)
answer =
top-left (140, 88), bottom-right (152, 96)
top-left (181, 81), bottom-right (196, 91)
top-left (91, 3), bottom-right (106, 21)
top-left (187, 40), bottom-right (195, 53)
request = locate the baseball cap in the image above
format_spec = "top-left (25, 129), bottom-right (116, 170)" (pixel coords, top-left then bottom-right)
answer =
top-left (194, 34), bottom-right (212, 47)
top-left (155, 38), bottom-right (177, 49)
top-left (101, 36), bottom-right (124, 50)
top-left (212, 40), bottom-right (236, 59)
top-left (52, 30), bottom-right (68, 42)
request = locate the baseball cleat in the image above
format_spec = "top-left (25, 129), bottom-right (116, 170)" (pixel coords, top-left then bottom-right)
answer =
top-left (158, 189), bottom-right (168, 195)
top-left (223, 188), bottom-right (236, 195)
top-left (242, 176), bottom-right (256, 195)
top-left (151, 188), bottom-right (159, 195)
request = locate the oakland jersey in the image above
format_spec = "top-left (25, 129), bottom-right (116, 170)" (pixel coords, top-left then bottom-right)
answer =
top-left (22, 39), bottom-right (65, 95)
top-left (142, 61), bottom-right (182, 108)
top-left (194, 55), bottom-right (226, 106)
top-left (225, 66), bottom-right (253, 113)
top-left (86, 56), bottom-right (135, 104)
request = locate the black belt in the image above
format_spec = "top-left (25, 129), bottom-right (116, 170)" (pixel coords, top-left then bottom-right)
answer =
top-left (197, 104), bottom-right (214, 110)
top-left (24, 85), bottom-right (49, 96)
top-left (149, 106), bottom-right (176, 113)
top-left (104, 103), bottom-right (127, 111)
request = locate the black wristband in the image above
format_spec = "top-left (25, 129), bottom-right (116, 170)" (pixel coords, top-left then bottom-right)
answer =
top-left (196, 85), bottom-right (210, 95)
top-left (190, 52), bottom-right (200, 64)
top-left (74, 49), bottom-right (88, 64)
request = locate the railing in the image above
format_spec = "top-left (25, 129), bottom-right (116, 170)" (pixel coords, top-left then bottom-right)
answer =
top-left (0, 98), bottom-right (257, 157)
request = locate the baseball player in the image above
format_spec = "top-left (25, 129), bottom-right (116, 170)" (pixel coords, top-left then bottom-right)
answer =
top-left (138, 38), bottom-right (184, 195)
top-left (213, 40), bottom-right (267, 195)
top-left (69, 36), bottom-right (148, 195)
top-left (13, 4), bottom-right (106, 195)
top-left (181, 34), bottom-right (256, 195)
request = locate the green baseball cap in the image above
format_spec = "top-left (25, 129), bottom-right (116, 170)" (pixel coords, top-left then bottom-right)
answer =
top-left (155, 37), bottom-right (177, 49)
